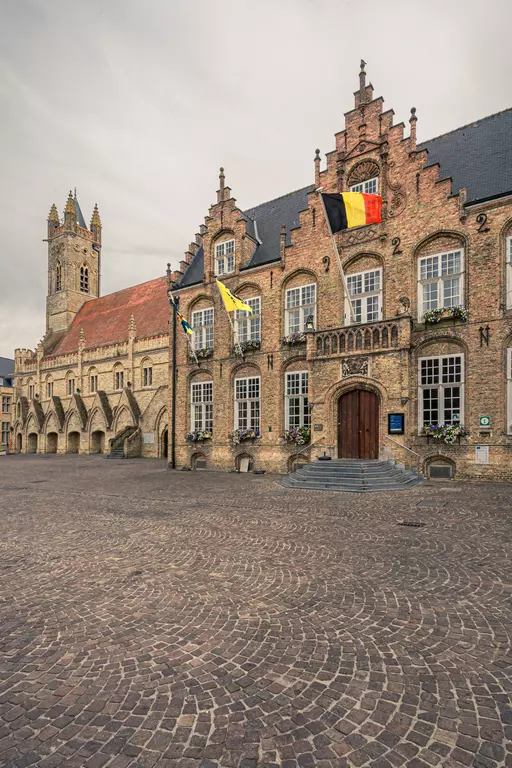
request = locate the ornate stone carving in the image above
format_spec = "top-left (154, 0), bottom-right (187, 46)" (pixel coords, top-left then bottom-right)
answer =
top-left (51, 242), bottom-right (64, 257)
top-left (386, 160), bottom-right (408, 218)
top-left (337, 227), bottom-right (380, 248)
top-left (347, 160), bottom-right (380, 188)
top-left (341, 356), bottom-right (369, 378)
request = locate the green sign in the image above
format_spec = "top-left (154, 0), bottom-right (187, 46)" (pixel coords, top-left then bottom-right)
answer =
top-left (479, 415), bottom-right (491, 427)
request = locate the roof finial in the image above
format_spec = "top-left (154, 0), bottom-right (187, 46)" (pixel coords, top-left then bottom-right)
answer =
top-left (359, 59), bottom-right (367, 96)
top-left (74, 187), bottom-right (77, 198)
top-left (314, 149), bottom-right (321, 187)
top-left (409, 107), bottom-right (418, 148)
top-left (218, 167), bottom-right (226, 202)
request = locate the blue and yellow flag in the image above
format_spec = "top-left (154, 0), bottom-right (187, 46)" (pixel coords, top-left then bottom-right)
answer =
top-left (216, 279), bottom-right (253, 313)
top-left (168, 290), bottom-right (193, 336)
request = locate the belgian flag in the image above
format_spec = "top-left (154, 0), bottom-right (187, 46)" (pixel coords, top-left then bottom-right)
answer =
top-left (321, 192), bottom-right (382, 233)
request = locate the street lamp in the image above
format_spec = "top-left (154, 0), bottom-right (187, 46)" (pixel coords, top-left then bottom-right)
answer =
top-left (305, 315), bottom-right (315, 332)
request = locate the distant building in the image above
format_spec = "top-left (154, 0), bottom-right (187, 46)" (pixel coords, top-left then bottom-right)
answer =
top-left (12, 192), bottom-right (169, 457)
top-left (0, 357), bottom-right (14, 452)
top-left (167, 64), bottom-right (512, 480)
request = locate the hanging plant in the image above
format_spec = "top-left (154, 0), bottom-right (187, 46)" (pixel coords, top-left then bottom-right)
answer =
top-left (282, 427), bottom-right (311, 446)
top-left (233, 339), bottom-right (261, 354)
top-left (185, 430), bottom-right (212, 442)
top-left (230, 428), bottom-right (260, 444)
top-left (190, 347), bottom-right (214, 360)
top-left (422, 423), bottom-right (469, 444)
top-left (282, 332), bottom-right (307, 345)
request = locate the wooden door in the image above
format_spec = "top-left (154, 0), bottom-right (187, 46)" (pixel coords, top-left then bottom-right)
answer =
top-left (338, 389), bottom-right (379, 459)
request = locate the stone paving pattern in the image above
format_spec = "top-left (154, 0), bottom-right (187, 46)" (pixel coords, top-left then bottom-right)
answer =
top-left (1, 456), bottom-right (511, 768)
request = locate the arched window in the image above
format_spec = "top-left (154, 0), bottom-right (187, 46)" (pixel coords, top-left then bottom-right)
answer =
top-left (113, 364), bottom-right (124, 391)
top-left (55, 262), bottom-right (62, 292)
top-left (16, 401), bottom-right (21, 418)
top-left (89, 367), bottom-right (98, 393)
top-left (80, 265), bottom-right (89, 293)
top-left (141, 358), bottom-right (153, 387)
top-left (28, 378), bottom-right (35, 400)
top-left (66, 371), bottom-right (75, 396)
top-left (46, 375), bottom-right (53, 399)
top-left (348, 160), bottom-right (380, 195)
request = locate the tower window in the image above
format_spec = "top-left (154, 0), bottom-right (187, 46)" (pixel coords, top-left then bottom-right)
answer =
top-left (56, 262), bottom-right (62, 292)
top-left (80, 266), bottom-right (89, 293)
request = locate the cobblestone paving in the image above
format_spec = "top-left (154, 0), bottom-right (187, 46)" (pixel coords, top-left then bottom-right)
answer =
top-left (1, 456), bottom-right (511, 768)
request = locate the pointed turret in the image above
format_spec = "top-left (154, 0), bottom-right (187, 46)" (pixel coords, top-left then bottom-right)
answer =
top-left (90, 203), bottom-right (102, 244)
top-left (63, 190), bottom-right (76, 230)
top-left (47, 203), bottom-right (59, 238)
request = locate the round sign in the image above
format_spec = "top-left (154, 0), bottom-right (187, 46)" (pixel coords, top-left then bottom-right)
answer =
top-left (480, 416), bottom-right (490, 427)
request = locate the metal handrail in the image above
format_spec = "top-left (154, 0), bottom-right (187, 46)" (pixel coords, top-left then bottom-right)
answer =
top-left (292, 436), bottom-right (325, 467)
top-left (383, 435), bottom-right (421, 476)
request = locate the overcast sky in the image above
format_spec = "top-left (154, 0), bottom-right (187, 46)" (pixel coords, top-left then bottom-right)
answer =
top-left (0, 0), bottom-right (511, 358)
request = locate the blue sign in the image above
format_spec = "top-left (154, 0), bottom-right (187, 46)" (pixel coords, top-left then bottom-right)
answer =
top-left (388, 413), bottom-right (404, 435)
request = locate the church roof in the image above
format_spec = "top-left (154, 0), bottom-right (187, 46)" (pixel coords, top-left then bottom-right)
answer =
top-left (178, 108), bottom-right (512, 289)
top-left (48, 276), bottom-right (169, 357)
top-left (418, 108), bottom-right (512, 204)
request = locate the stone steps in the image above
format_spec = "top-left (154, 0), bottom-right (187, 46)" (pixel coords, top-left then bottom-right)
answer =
top-left (281, 459), bottom-right (424, 493)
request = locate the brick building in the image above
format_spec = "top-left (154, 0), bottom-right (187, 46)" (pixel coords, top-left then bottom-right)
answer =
top-left (169, 64), bottom-right (512, 480)
top-left (12, 192), bottom-right (169, 458)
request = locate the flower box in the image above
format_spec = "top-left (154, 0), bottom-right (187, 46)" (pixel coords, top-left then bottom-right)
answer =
top-left (282, 332), bottom-right (307, 346)
top-left (185, 430), bottom-right (212, 443)
top-left (233, 339), bottom-right (261, 354)
top-left (190, 347), bottom-right (214, 361)
top-left (423, 305), bottom-right (468, 325)
top-left (422, 423), bottom-right (469, 444)
top-left (230, 428), bottom-right (260, 445)
top-left (282, 427), bottom-right (311, 446)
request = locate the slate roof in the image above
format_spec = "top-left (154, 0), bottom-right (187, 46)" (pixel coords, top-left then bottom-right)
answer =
top-left (178, 185), bottom-right (315, 288)
top-left (0, 357), bottom-right (14, 386)
top-left (73, 192), bottom-right (88, 229)
top-left (178, 109), bottom-right (512, 290)
top-left (418, 108), bottom-right (512, 204)
top-left (48, 276), bottom-right (169, 357)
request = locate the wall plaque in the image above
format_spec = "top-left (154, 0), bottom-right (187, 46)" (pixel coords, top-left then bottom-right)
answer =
top-left (388, 413), bottom-right (404, 435)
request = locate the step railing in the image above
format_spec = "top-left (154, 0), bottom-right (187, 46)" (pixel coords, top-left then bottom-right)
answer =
top-left (292, 436), bottom-right (325, 469)
top-left (383, 435), bottom-right (421, 476)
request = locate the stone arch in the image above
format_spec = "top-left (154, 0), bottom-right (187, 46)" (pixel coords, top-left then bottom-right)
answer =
top-left (229, 361), bottom-right (261, 387)
top-left (343, 250), bottom-right (385, 274)
top-left (113, 362), bottom-right (124, 391)
top-left (46, 432), bottom-right (58, 454)
top-left (16, 433), bottom-right (23, 452)
top-left (414, 335), bottom-right (468, 362)
top-left (44, 372), bottom-right (54, 400)
top-left (187, 293), bottom-right (215, 314)
top-left (234, 280), bottom-right (262, 296)
top-left (288, 453), bottom-right (310, 473)
top-left (65, 370), bottom-right (75, 396)
top-left (27, 432), bottom-right (38, 454)
top-left (282, 268), bottom-right (318, 292)
top-left (90, 430), bottom-right (105, 454)
top-left (64, 409), bottom-right (81, 434)
top-left (140, 356), bottom-right (151, 388)
top-left (155, 405), bottom-right (168, 458)
top-left (190, 451), bottom-right (207, 469)
top-left (79, 263), bottom-right (89, 293)
top-left (67, 431), bottom-right (80, 454)
top-left (112, 404), bottom-right (134, 434)
top-left (235, 451), bottom-right (254, 472)
top-left (44, 410), bottom-right (60, 435)
top-left (324, 377), bottom-right (386, 453)
top-left (88, 366), bottom-right (98, 394)
top-left (88, 407), bottom-right (107, 434)
top-left (424, 454), bottom-right (456, 480)
top-left (26, 413), bottom-right (38, 436)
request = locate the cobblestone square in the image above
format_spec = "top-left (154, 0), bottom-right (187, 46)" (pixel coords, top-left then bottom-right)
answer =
top-left (1, 456), bottom-right (511, 767)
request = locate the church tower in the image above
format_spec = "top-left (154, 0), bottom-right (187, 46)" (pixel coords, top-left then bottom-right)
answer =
top-left (46, 190), bottom-right (102, 332)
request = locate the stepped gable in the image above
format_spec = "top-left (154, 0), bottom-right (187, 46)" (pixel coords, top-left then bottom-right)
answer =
top-left (178, 185), bottom-right (315, 288)
top-left (49, 276), bottom-right (169, 356)
top-left (418, 108), bottom-right (512, 203)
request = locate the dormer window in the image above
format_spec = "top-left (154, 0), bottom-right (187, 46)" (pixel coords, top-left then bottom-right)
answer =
top-left (350, 176), bottom-right (379, 195)
top-left (80, 265), bottom-right (89, 293)
top-left (215, 240), bottom-right (235, 276)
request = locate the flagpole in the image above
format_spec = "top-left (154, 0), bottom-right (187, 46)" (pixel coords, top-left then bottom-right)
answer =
top-left (318, 191), bottom-right (356, 324)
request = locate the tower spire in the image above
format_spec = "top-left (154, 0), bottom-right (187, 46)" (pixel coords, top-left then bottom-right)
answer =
top-left (64, 190), bottom-right (76, 230)
top-left (47, 203), bottom-right (59, 238)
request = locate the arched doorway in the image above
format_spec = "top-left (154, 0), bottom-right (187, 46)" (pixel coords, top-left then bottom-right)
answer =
top-left (161, 427), bottom-right (168, 458)
top-left (91, 430), bottom-right (105, 454)
top-left (27, 433), bottom-right (38, 454)
top-left (67, 431), bottom-right (80, 454)
top-left (47, 432), bottom-right (58, 454)
top-left (338, 389), bottom-right (379, 459)
top-left (16, 433), bottom-right (22, 453)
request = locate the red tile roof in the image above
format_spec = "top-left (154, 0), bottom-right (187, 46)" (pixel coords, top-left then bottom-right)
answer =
top-left (49, 276), bottom-right (169, 356)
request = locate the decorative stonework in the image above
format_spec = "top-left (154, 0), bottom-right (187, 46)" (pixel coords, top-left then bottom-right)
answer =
top-left (341, 356), bottom-right (369, 378)
top-left (337, 227), bottom-right (380, 248)
top-left (347, 160), bottom-right (380, 188)
top-left (387, 160), bottom-right (407, 218)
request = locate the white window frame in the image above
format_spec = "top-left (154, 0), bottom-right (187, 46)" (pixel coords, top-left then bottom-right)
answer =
top-left (417, 249), bottom-right (464, 319)
top-left (285, 284), bottom-right (317, 334)
top-left (235, 297), bottom-right (261, 343)
top-left (234, 376), bottom-right (260, 431)
top-left (192, 308), bottom-right (214, 352)
top-left (90, 374), bottom-right (98, 393)
top-left (418, 354), bottom-right (464, 433)
top-left (215, 239), bottom-right (235, 276)
top-left (190, 381), bottom-right (213, 433)
top-left (350, 176), bottom-right (379, 194)
top-left (1, 421), bottom-right (9, 446)
top-left (143, 366), bottom-right (153, 387)
top-left (2, 396), bottom-right (10, 414)
top-left (345, 267), bottom-right (383, 325)
top-left (506, 237), bottom-right (512, 310)
top-left (285, 371), bottom-right (310, 430)
top-left (114, 370), bottom-right (124, 391)
top-left (507, 348), bottom-right (512, 434)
